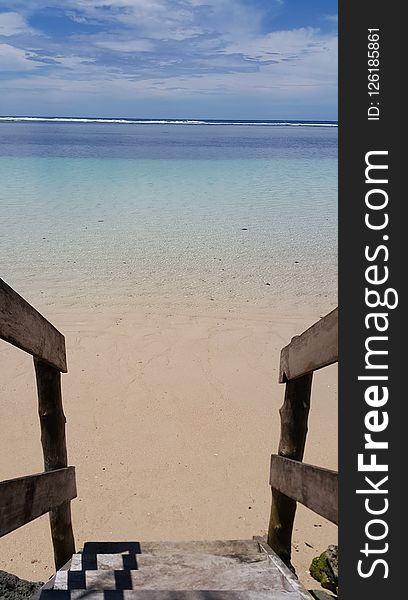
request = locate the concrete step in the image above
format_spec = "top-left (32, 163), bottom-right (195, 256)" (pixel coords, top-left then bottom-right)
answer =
top-left (40, 538), bottom-right (312, 600)
top-left (54, 555), bottom-right (284, 592)
top-left (40, 591), bottom-right (305, 599)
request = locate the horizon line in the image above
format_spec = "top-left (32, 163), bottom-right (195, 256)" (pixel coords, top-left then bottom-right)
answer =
top-left (0, 115), bottom-right (339, 126)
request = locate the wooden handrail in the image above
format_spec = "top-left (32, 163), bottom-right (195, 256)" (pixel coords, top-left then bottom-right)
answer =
top-left (0, 467), bottom-right (77, 537)
top-left (0, 278), bottom-right (67, 372)
top-left (270, 455), bottom-right (338, 525)
top-left (268, 308), bottom-right (338, 570)
top-left (0, 278), bottom-right (75, 569)
top-left (279, 307), bottom-right (338, 383)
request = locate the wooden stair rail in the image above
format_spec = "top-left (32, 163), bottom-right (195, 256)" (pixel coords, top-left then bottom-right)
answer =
top-left (0, 278), bottom-right (76, 570)
top-left (267, 308), bottom-right (338, 570)
top-left (0, 468), bottom-right (76, 537)
top-left (270, 456), bottom-right (338, 525)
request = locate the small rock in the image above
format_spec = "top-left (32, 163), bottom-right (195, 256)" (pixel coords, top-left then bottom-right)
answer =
top-left (0, 571), bottom-right (44, 600)
top-left (309, 545), bottom-right (338, 594)
top-left (265, 282), bottom-right (271, 286)
top-left (325, 545), bottom-right (338, 582)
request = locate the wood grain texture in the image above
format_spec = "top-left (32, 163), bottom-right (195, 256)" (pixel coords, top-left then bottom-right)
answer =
top-left (0, 278), bottom-right (67, 372)
top-left (0, 467), bottom-right (76, 537)
top-left (35, 359), bottom-right (69, 472)
top-left (34, 358), bottom-right (76, 569)
top-left (270, 455), bottom-right (338, 525)
top-left (279, 308), bottom-right (338, 382)
top-left (267, 308), bottom-right (338, 572)
top-left (267, 373), bottom-right (312, 569)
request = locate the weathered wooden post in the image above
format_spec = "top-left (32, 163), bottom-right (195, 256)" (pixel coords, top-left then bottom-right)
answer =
top-left (34, 359), bottom-right (75, 570)
top-left (267, 310), bottom-right (338, 570)
top-left (267, 368), bottom-right (313, 570)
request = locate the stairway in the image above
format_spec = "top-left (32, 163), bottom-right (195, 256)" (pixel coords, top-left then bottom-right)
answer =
top-left (38, 538), bottom-right (312, 599)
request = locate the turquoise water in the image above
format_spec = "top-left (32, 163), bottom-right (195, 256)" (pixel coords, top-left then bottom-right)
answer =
top-left (0, 123), bottom-right (337, 311)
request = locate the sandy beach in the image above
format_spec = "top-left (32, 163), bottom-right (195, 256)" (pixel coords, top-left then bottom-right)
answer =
top-left (1, 122), bottom-right (337, 593)
top-left (0, 300), bottom-right (337, 591)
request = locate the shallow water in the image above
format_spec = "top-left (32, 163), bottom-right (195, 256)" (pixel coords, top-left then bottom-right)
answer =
top-left (0, 122), bottom-right (337, 311)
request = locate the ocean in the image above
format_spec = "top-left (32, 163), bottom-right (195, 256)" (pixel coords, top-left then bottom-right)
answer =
top-left (0, 119), bottom-right (337, 312)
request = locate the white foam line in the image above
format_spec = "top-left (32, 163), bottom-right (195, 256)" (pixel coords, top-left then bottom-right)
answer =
top-left (0, 116), bottom-right (338, 127)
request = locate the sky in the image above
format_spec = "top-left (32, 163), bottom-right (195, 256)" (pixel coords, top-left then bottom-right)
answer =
top-left (0, 1), bottom-right (338, 120)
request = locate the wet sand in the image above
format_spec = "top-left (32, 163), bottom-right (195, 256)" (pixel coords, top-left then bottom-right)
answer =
top-left (0, 301), bottom-right (337, 590)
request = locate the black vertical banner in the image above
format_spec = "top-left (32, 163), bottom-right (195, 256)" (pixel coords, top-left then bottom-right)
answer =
top-left (339, 1), bottom-right (404, 598)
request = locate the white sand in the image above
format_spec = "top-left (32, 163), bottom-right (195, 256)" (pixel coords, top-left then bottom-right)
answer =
top-left (0, 302), bottom-right (337, 591)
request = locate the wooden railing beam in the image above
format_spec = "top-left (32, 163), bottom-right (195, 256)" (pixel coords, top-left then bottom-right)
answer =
top-left (268, 308), bottom-right (339, 572)
top-left (0, 279), bottom-right (76, 570)
top-left (0, 468), bottom-right (76, 537)
top-left (0, 278), bottom-right (67, 372)
top-left (270, 455), bottom-right (338, 524)
top-left (279, 308), bottom-right (338, 382)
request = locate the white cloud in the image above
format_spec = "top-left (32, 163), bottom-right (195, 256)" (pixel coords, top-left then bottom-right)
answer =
top-left (54, 54), bottom-right (97, 69)
top-left (96, 39), bottom-right (155, 53)
top-left (0, 11), bottom-right (31, 36)
top-left (52, 0), bottom-right (275, 41)
top-left (0, 43), bottom-right (40, 71)
top-left (0, 2), bottom-right (337, 117)
top-left (227, 27), bottom-right (334, 60)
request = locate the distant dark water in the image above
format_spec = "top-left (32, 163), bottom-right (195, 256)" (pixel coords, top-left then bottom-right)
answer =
top-left (0, 121), bottom-right (338, 160)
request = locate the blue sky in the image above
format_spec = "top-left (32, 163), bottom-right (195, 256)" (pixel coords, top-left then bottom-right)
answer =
top-left (0, 1), bottom-right (337, 119)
